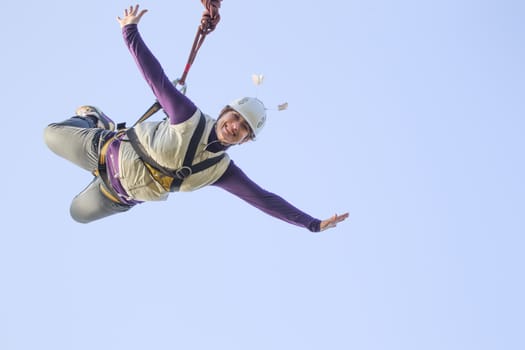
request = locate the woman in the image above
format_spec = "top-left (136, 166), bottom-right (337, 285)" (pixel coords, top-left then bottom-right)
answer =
top-left (44, 5), bottom-right (349, 232)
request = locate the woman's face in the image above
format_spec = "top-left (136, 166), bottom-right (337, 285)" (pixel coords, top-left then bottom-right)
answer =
top-left (216, 110), bottom-right (252, 145)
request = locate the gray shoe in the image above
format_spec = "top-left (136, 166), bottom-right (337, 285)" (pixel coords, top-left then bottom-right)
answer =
top-left (76, 105), bottom-right (115, 131)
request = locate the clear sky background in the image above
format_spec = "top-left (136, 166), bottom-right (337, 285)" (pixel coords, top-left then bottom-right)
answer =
top-left (1, 1), bottom-right (524, 349)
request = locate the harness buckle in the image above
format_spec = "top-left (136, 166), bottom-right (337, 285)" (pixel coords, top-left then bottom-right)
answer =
top-left (175, 166), bottom-right (192, 179)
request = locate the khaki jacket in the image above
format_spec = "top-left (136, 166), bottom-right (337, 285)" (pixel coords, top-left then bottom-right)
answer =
top-left (118, 110), bottom-right (231, 201)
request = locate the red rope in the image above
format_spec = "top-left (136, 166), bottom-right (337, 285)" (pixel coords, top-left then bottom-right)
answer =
top-left (179, 0), bottom-right (222, 85)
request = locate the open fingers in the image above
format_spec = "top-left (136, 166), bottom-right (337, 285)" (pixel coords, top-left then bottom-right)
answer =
top-left (334, 212), bottom-right (349, 223)
top-left (320, 212), bottom-right (349, 231)
top-left (117, 5), bottom-right (148, 26)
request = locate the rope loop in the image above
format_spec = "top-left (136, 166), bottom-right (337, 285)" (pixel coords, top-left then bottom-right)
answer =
top-left (200, 0), bottom-right (222, 33)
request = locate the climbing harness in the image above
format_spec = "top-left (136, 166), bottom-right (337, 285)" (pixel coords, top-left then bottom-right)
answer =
top-left (126, 113), bottom-right (225, 192)
top-left (96, 112), bottom-right (225, 204)
top-left (132, 0), bottom-right (223, 127)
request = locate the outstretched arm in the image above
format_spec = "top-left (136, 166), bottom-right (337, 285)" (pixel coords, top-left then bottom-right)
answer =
top-left (213, 162), bottom-right (349, 233)
top-left (117, 5), bottom-right (197, 124)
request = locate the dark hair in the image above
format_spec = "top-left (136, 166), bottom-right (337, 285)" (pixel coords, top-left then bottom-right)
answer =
top-left (218, 106), bottom-right (235, 118)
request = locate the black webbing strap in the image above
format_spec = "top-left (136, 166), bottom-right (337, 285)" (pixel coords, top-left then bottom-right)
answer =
top-left (126, 114), bottom-right (225, 192)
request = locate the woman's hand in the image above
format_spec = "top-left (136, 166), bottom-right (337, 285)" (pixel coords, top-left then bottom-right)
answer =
top-left (320, 212), bottom-right (349, 231)
top-left (117, 4), bottom-right (148, 28)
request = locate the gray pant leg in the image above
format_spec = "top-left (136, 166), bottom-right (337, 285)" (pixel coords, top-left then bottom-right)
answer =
top-left (43, 117), bottom-right (105, 171)
top-left (70, 177), bottom-right (132, 223)
top-left (44, 117), bottom-right (133, 223)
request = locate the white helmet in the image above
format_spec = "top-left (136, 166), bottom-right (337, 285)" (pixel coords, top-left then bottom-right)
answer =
top-left (228, 97), bottom-right (267, 139)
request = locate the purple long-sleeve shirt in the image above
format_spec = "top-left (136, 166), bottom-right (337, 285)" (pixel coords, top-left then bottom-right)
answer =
top-left (114, 24), bottom-right (320, 232)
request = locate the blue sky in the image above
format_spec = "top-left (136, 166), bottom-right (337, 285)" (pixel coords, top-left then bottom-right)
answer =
top-left (1, 1), bottom-right (524, 349)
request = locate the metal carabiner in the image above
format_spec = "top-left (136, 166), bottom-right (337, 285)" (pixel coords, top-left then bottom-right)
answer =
top-left (172, 78), bottom-right (188, 95)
